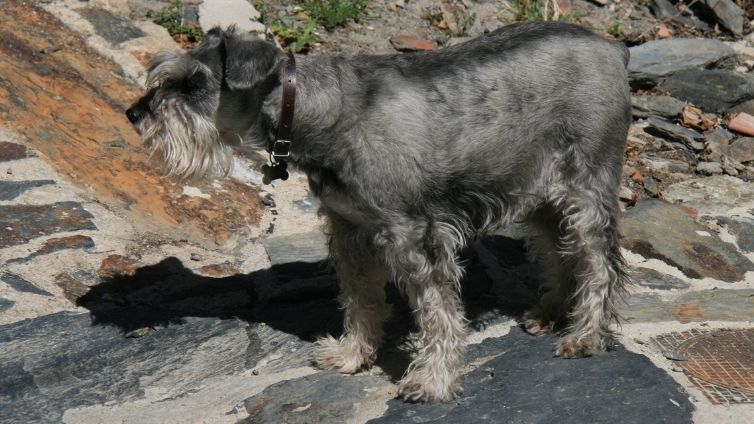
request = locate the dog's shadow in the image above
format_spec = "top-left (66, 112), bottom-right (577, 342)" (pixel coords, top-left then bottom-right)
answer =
top-left (77, 234), bottom-right (543, 381)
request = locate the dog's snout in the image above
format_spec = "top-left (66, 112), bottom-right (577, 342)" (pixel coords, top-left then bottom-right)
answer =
top-left (126, 107), bottom-right (142, 124)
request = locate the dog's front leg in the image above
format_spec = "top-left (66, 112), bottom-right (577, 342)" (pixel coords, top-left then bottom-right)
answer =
top-left (314, 223), bottom-right (390, 373)
top-left (398, 266), bottom-right (467, 403)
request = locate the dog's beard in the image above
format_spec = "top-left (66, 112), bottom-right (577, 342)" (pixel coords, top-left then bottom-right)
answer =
top-left (139, 100), bottom-right (232, 181)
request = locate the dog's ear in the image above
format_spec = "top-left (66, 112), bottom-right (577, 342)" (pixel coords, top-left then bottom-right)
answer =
top-left (223, 34), bottom-right (284, 91)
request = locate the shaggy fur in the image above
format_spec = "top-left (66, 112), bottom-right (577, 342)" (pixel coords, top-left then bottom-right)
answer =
top-left (126, 22), bottom-right (632, 403)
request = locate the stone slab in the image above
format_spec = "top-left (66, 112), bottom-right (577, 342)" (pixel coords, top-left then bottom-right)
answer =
top-left (662, 175), bottom-right (754, 216)
top-left (0, 179), bottom-right (55, 201)
top-left (263, 231), bottom-right (329, 266)
top-left (621, 199), bottom-right (754, 282)
top-left (198, 0), bottom-right (265, 33)
top-left (370, 330), bottom-right (694, 424)
top-left (631, 267), bottom-right (690, 290)
top-left (77, 8), bottom-right (146, 45)
top-left (644, 117), bottom-right (705, 151)
top-left (631, 95), bottom-right (686, 119)
top-left (658, 69), bottom-right (754, 114)
top-left (716, 216), bottom-right (754, 252)
top-left (0, 202), bottom-right (97, 248)
top-left (1, 272), bottom-right (53, 297)
top-left (8, 235), bottom-right (95, 264)
top-left (620, 289), bottom-right (754, 323)
top-left (628, 38), bottom-right (735, 89)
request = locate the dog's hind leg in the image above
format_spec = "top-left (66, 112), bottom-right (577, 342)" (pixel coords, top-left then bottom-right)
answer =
top-left (552, 188), bottom-right (628, 358)
top-left (522, 204), bottom-right (570, 336)
top-left (314, 219), bottom-right (391, 374)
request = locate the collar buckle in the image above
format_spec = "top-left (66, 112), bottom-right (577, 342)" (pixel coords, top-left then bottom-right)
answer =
top-left (272, 139), bottom-right (291, 159)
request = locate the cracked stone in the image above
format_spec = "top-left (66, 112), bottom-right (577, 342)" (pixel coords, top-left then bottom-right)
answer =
top-left (0, 202), bottom-right (96, 249)
top-left (621, 199), bottom-right (754, 282)
top-left (0, 180), bottom-right (55, 201)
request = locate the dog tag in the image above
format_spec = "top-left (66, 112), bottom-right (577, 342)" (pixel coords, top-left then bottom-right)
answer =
top-left (262, 161), bottom-right (289, 185)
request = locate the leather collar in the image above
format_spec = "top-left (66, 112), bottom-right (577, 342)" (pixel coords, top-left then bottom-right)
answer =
top-left (271, 52), bottom-right (296, 159)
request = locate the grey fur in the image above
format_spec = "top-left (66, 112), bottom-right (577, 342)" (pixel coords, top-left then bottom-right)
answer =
top-left (126, 22), bottom-right (632, 403)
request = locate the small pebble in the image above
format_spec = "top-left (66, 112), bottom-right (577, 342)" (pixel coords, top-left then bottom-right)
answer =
top-left (252, 369), bottom-right (259, 376)
top-left (633, 338), bottom-right (645, 345)
top-left (190, 253), bottom-right (202, 261)
top-left (6, 168), bottom-right (11, 175)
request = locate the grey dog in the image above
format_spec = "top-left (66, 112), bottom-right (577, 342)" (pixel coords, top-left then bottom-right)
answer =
top-left (126, 21), bottom-right (631, 403)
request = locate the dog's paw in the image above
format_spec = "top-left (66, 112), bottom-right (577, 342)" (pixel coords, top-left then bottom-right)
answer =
top-left (313, 336), bottom-right (370, 374)
top-left (554, 335), bottom-right (603, 358)
top-left (398, 371), bottom-right (461, 403)
top-left (522, 309), bottom-right (554, 336)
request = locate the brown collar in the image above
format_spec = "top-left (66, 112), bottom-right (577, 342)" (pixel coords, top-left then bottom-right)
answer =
top-left (272, 52), bottom-right (297, 159)
top-left (262, 52), bottom-right (296, 185)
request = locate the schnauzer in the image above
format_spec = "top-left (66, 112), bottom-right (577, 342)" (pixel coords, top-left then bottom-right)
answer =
top-left (126, 21), bottom-right (631, 403)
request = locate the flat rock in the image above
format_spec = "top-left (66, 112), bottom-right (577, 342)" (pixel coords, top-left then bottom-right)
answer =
top-left (716, 216), bottom-right (754, 252)
top-left (728, 98), bottom-right (754, 115)
top-left (263, 231), bottom-right (329, 266)
top-left (729, 112), bottom-right (754, 137)
top-left (0, 142), bottom-right (27, 162)
top-left (390, 35), bottom-right (436, 52)
top-left (0, 202), bottom-right (97, 248)
top-left (628, 38), bottom-right (735, 89)
top-left (697, 0), bottom-right (745, 35)
top-left (638, 153), bottom-right (692, 174)
top-left (621, 290), bottom-right (754, 323)
top-left (631, 95), bottom-right (686, 119)
top-left (198, 0), bottom-right (265, 33)
top-left (0, 298), bottom-right (13, 313)
top-left (78, 8), bottom-right (145, 45)
top-left (0, 179), bottom-right (55, 201)
top-left (631, 267), bottom-right (690, 290)
top-left (621, 199), bottom-right (754, 282)
top-left (644, 117), bottom-right (705, 151)
top-left (241, 372), bottom-right (389, 424)
top-left (728, 137), bottom-right (754, 163)
top-left (658, 69), bottom-right (754, 114)
top-left (0, 312), bottom-right (261, 424)
top-left (696, 161), bottom-right (723, 175)
top-left (662, 175), bottom-right (754, 216)
top-left (0, 272), bottom-right (52, 297)
top-left (370, 329), bottom-right (693, 424)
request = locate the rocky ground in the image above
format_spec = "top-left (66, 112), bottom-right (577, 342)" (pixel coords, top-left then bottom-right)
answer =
top-left (1, 0), bottom-right (754, 423)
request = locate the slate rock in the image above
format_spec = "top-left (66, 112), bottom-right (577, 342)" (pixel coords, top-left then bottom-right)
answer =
top-left (0, 141), bottom-right (27, 162)
top-left (0, 202), bottom-right (97, 248)
top-left (631, 267), bottom-right (690, 290)
top-left (628, 38), bottom-right (735, 89)
top-left (695, 0), bottom-right (745, 35)
top-left (631, 95), bottom-right (686, 119)
top-left (0, 312), bottom-right (265, 424)
top-left (728, 98), bottom-right (754, 115)
top-left (696, 161), bottom-right (723, 175)
top-left (0, 179), bottom-right (55, 201)
top-left (716, 216), bottom-right (754, 252)
top-left (263, 231), bottom-right (328, 266)
top-left (0, 297), bottom-right (14, 313)
top-left (658, 69), bottom-right (754, 114)
top-left (8, 235), bottom-right (94, 264)
top-left (638, 154), bottom-right (692, 174)
top-left (241, 372), bottom-right (389, 424)
top-left (621, 199), bottom-right (754, 282)
top-left (702, 128), bottom-right (731, 162)
top-left (643, 176), bottom-right (660, 196)
top-left (370, 329), bottom-right (693, 424)
top-left (728, 137), bottom-right (754, 163)
top-left (644, 117), bottom-right (706, 151)
top-left (0, 272), bottom-right (52, 297)
top-left (77, 8), bottom-right (145, 45)
top-left (662, 175), bottom-right (754, 216)
top-left (649, 0), bottom-right (710, 30)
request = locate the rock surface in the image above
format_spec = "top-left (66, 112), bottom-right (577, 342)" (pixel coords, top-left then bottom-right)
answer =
top-left (658, 69), bottom-right (754, 114)
top-left (627, 38), bottom-right (735, 89)
top-left (631, 95), bottom-right (686, 119)
top-left (662, 175), bottom-right (754, 216)
top-left (621, 199), bottom-right (754, 281)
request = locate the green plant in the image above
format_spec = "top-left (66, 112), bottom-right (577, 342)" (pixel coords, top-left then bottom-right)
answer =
top-left (270, 20), bottom-right (318, 53)
top-left (153, 0), bottom-right (204, 39)
top-left (515, 0), bottom-right (570, 22)
top-left (301, 0), bottom-right (369, 30)
top-left (607, 22), bottom-right (624, 38)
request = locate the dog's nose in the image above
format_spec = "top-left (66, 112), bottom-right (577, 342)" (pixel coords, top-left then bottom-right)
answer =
top-left (125, 107), bottom-right (141, 124)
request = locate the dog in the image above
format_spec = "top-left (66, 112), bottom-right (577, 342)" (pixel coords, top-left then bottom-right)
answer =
top-left (126, 21), bottom-right (631, 403)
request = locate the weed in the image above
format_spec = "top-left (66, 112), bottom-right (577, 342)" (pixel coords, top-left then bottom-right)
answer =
top-left (607, 22), bottom-right (624, 38)
top-left (515, 0), bottom-right (569, 22)
top-left (301, 0), bottom-right (369, 30)
top-left (152, 0), bottom-right (204, 39)
top-left (270, 20), bottom-right (318, 53)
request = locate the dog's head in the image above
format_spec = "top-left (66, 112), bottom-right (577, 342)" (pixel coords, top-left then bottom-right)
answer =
top-left (126, 27), bottom-right (284, 180)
